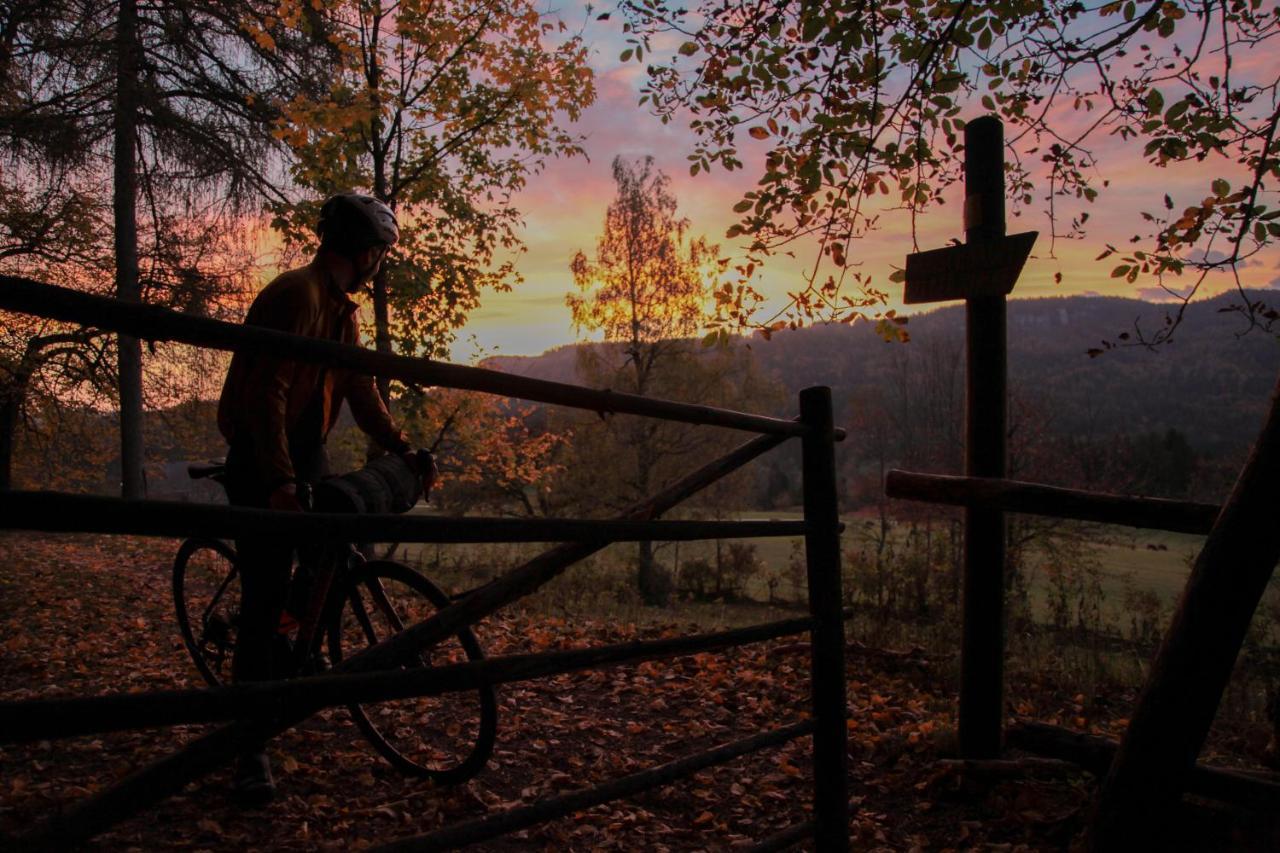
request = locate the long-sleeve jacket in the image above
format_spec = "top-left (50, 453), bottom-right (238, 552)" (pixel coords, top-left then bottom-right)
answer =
top-left (217, 263), bottom-right (409, 488)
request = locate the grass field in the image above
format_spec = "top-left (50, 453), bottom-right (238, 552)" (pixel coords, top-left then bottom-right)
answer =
top-left (392, 506), bottom-right (1230, 626)
top-left (387, 506), bottom-right (1277, 719)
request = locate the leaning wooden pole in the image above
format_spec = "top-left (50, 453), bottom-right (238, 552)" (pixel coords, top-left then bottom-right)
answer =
top-left (1088, 371), bottom-right (1280, 849)
top-left (801, 386), bottom-right (849, 851)
top-left (0, 276), bottom-right (805, 439)
top-left (19, 430), bottom-right (791, 848)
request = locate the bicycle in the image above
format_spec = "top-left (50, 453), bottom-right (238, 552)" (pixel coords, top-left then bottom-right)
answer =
top-left (172, 460), bottom-right (497, 785)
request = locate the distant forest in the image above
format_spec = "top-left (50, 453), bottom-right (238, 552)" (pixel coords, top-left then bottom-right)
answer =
top-left (490, 292), bottom-right (1279, 508)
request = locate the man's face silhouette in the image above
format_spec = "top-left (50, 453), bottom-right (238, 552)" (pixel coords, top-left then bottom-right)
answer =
top-left (345, 244), bottom-right (388, 293)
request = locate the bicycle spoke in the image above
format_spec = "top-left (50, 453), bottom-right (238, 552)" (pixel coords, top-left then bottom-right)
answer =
top-left (347, 584), bottom-right (382, 647)
top-left (362, 577), bottom-right (432, 668)
top-left (364, 577), bottom-right (407, 632)
top-left (199, 567), bottom-right (238, 627)
top-left (328, 562), bottom-right (496, 783)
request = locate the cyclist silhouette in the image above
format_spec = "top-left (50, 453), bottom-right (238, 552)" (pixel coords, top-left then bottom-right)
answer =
top-left (217, 193), bottom-right (419, 804)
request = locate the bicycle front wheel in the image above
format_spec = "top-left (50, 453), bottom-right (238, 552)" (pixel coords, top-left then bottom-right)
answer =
top-left (327, 560), bottom-right (497, 784)
top-left (173, 538), bottom-right (240, 687)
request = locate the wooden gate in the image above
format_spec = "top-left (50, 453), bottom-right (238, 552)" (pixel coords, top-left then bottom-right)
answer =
top-left (0, 275), bottom-right (853, 850)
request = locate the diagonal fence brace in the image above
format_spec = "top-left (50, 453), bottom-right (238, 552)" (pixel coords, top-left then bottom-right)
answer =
top-left (18, 429), bottom-right (790, 849)
top-left (373, 721), bottom-right (815, 852)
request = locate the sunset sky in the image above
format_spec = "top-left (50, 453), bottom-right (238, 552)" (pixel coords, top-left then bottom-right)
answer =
top-left (445, 6), bottom-right (1280, 361)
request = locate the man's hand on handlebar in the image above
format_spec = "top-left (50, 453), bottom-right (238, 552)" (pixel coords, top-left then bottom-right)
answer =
top-left (405, 449), bottom-right (438, 500)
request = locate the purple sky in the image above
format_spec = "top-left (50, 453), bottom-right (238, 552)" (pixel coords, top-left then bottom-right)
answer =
top-left (452, 4), bottom-right (1280, 359)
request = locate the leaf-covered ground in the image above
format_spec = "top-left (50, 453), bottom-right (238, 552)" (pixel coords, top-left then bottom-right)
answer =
top-left (0, 533), bottom-right (1273, 850)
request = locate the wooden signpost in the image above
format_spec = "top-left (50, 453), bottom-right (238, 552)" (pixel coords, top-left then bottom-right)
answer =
top-left (903, 232), bottom-right (1037, 305)
top-left (903, 115), bottom-right (1036, 759)
top-left (891, 115), bottom-right (1280, 845)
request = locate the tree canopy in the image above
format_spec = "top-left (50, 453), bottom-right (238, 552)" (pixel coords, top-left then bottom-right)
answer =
top-left (1, 0), bottom-right (326, 490)
top-left (568, 155), bottom-right (718, 363)
top-left (267, 0), bottom-right (597, 364)
top-left (619, 0), bottom-right (1280, 342)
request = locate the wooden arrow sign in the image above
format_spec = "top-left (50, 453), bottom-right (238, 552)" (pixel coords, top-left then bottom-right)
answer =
top-left (903, 231), bottom-right (1038, 304)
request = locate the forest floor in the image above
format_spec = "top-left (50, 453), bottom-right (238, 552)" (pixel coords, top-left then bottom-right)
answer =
top-left (1, 533), bottom-right (1276, 851)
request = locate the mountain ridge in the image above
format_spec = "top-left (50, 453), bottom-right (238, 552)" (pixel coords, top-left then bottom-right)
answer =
top-left (482, 291), bottom-right (1279, 455)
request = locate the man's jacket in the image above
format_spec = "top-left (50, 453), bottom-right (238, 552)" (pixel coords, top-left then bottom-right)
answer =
top-left (217, 263), bottom-right (409, 488)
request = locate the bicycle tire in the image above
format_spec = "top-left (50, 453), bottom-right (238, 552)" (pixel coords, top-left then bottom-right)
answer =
top-left (173, 537), bottom-right (240, 687)
top-left (327, 560), bottom-right (497, 784)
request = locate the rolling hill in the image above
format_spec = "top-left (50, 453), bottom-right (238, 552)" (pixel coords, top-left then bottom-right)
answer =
top-left (485, 292), bottom-right (1279, 458)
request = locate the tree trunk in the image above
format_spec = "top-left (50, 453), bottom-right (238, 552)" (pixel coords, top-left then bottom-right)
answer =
top-left (631, 349), bottom-right (668, 606)
top-left (368, 3), bottom-right (394, 409)
top-left (637, 538), bottom-right (669, 606)
top-left (1088, 371), bottom-right (1280, 850)
top-left (634, 431), bottom-right (670, 605)
top-left (634, 432), bottom-right (665, 604)
top-left (0, 383), bottom-right (20, 491)
top-left (371, 268), bottom-right (392, 402)
top-left (114, 0), bottom-right (144, 498)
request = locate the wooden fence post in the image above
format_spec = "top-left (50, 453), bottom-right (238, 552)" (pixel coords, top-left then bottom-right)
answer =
top-left (960, 115), bottom-right (1008, 759)
top-left (801, 386), bottom-right (849, 851)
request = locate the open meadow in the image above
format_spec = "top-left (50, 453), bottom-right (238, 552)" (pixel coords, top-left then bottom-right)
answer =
top-left (394, 508), bottom-right (1227, 629)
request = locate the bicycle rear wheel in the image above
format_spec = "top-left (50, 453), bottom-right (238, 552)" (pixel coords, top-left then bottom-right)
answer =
top-left (327, 560), bottom-right (497, 784)
top-left (173, 538), bottom-right (240, 687)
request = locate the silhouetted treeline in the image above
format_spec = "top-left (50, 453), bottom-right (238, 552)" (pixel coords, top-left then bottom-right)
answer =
top-left (491, 292), bottom-right (1276, 508)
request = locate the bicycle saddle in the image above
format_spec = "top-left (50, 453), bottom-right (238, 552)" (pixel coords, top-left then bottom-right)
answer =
top-left (187, 460), bottom-right (228, 480)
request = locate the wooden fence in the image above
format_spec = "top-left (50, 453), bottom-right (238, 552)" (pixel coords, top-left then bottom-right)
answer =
top-left (0, 275), bottom-right (852, 850)
top-left (888, 115), bottom-right (1280, 848)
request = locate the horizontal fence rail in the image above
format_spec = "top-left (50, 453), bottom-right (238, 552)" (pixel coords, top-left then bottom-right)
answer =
top-left (885, 470), bottom-right (1220, 535)
top-left (0, 491), bottom-right (813, 543)
top-left (16, 429), bottom-right (802, 848)
top-left (0, 276), bottom-right (810, 437)
top-left (747, 820), bottom-right (821, 853)
top-left (0, 617), bottom-right (813, 742)
top-left (373, 721), bottom-right (816, 853)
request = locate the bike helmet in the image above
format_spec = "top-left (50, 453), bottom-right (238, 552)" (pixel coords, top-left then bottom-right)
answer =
top-left (316, 193), bottom-right (399, 253)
